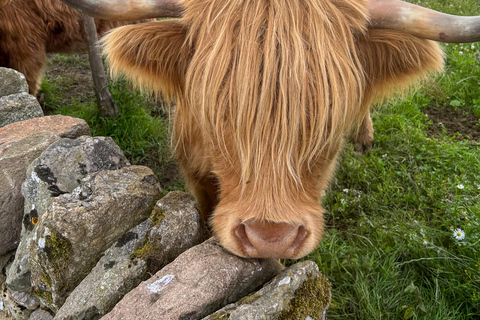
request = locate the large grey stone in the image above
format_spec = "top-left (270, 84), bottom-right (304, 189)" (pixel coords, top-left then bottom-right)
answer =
top-left (0, 68), bottom-right (29, 97)
top-left (6, 136), bottom-right (130, 292)
top-left (203, 260), bottom-right (331, 320)
top-left (0, 93), bottom-right (43, 128)
top-left (101, 238), bottom-right (284, 320)
top-left (29, 166), bottom-right (162, 312)
top-left (0, 132), bottom-right (61, 255)
top-left (0, 115), bottom-right (91, 153)
top-left (54, 191), bottom-right (209, 320)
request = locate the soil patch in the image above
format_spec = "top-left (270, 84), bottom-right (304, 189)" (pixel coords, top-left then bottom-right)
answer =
top-left (423, 105), bottom-right (480, 141)
top-left (41, 53), bottom-right (94, 111)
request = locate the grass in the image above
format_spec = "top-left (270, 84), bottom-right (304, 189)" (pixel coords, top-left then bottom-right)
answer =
top-left (39, 0), bottom-right (480, 318)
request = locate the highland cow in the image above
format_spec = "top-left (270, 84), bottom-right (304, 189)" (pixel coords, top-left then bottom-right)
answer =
top-left (0, 0), bottom-right (149, 95)
top-left (61, 0), bottom-right (480, 259)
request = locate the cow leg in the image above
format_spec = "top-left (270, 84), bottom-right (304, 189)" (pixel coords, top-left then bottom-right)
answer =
top-left (354, 111), bottom-right (374, 154)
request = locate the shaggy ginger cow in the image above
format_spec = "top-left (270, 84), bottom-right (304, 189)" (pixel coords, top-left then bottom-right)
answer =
top-left (62, 0), bottom-right (480, 259)
top-left (0, 0), bottom-right (149, 95)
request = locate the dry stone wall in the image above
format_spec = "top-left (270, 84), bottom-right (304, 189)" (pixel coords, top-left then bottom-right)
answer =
top-left (0, 67), bottom-right (331, 320)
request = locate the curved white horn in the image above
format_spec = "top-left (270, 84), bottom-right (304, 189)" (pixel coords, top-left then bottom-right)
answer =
top-left (368, 0), bottom-right (480, 43)
top-left (60, 0), bottom-right (182, 20)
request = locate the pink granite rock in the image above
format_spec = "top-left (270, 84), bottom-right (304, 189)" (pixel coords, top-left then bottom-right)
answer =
top-left (0, 115), bottom-right (90, 153)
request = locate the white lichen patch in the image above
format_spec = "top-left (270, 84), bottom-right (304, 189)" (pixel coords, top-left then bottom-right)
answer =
top-left (146, 274), bottom-right (175, 294)
top-left (278, 276), bottom-right (291, 286)
top-left (38, 238), bottom-right (45, 249)
top-left (31, 171), bottom-right (41, 184)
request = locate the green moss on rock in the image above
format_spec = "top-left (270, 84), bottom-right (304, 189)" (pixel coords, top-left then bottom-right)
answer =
top-left (150, 206), bottom-right (165, 227)
top-left (45, 231), bottom-right (71, 269)
top-left (278, 273), bottom-right (331, 320)
top-left (33, 289), bottom-right (53, 305)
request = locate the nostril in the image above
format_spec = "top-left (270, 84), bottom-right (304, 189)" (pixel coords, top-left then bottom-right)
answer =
top-left (234, 223), bottom-right (257, 256)
top-left (286, 225), bottom-right (308, 256)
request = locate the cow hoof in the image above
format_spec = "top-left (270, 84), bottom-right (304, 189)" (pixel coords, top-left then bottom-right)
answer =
top-left (354, 141), bottom-right (373, 155)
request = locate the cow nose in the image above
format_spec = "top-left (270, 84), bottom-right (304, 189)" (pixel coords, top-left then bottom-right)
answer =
top-left (234, 220), bottom-right (308, 258)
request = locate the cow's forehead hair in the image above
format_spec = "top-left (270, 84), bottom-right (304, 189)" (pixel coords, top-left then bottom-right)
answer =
top-left (182, 0), bottom-right (368, 188)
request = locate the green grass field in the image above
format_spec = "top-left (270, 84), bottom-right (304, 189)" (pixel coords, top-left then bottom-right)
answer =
top-left (40, 0), bottom-right (480, 318)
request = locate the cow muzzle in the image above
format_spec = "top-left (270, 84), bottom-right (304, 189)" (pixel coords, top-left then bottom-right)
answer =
top-left (233, 220), bottom-right (308, 259)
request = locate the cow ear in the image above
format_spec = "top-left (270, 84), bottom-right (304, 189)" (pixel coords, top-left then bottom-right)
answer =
top-left (357, 29), bottom-right (444, 107)
top-left (101, 20), bottom-right (190, 99)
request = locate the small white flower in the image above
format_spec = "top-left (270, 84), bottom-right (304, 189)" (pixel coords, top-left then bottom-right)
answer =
top-left (422, 238), bottom-right (428, 245)
top-left (340, 198), bottom-right (347, 205)
top-left (459, 51), bottom-right (464, 56)
top-left (343, 188), bottom-right (349, 193)
top-left (457, 184), bottom-right (465, 189)
top-left (453, 228), bottom-right (466, 240)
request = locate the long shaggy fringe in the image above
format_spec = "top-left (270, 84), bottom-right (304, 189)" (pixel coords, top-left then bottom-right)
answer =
top-left (182, 0), bottom-right (369, 193)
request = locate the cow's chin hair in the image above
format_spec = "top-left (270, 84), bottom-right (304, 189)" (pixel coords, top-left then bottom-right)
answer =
top-left (210, 205), bottom-right (324, 260)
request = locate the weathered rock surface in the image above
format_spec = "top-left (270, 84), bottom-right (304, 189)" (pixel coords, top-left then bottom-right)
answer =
top-left (0, 68), bottom-right (29, 97)
top-left (204, 260), bottom-right (331, 320)
top-left (101, 237), bottom-right (284, 320)
top-left (29, 309), bottom-right (54, 320)
top-left (7, 136), bottom-right (130, 292)
top-left (0, 251), bottom-right (15, 288)
top-left (0, 132), bottom-right (61, 255)
top-left (0, 115), bottom-right (90, 153)
top-left (54, 191), bottom-right (209, 320)
top-left (29, 166), bottom-right (162, 312)
top-left (1, 284), bottom-right (39, 320)
top-left (0, 93), bottom-right (44, 128)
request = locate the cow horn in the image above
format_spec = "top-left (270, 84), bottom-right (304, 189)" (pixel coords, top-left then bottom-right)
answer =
top-left (368, 0), bottom-right (480, 43)
top-left (59, 0), bottom-right (182, 20)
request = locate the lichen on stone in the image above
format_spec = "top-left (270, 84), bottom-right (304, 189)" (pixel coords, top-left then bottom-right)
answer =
top-left (278, 273), bottom-right (331, 320)
top-left (130, 233), bottom-right (157, 262)
top-left (44, 231), bottom-right (71, 270)
top-left (150, 206), bottom-right (165, 227)
top-left (33, 289), bottom-right (53, 305)
top-left (236, 292), bottom-right (261, 305)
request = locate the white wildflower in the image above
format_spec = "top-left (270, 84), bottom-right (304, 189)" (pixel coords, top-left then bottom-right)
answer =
top-left (453, 228), bottom-right (466, 240)
top-left (457, 184), bottom-right (465, 189)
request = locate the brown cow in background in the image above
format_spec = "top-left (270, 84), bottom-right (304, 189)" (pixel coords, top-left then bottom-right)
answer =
top-left (0, 0), bottom-right (149, 95)
top-left (61, 0), bottom-right (480, 259)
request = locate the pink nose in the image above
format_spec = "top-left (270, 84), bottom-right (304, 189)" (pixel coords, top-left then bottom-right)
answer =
top-left (234, 220), bottom-right (308, 258)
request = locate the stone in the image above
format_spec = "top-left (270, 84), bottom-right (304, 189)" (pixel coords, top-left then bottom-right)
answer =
top-left (0, 251), bottom-right (15, 289)
top-left (0, 115), bottom-right (90, 153)
top-left (0, 93), bottom-right (44, 128)
top-left (29, 166), bottom-right (162, 312)
top-left (54, 191), bottom-right (209, 320)
top-left (7, 136), bottom-right (130, 292)
top-left (101, 238), bottom-right (284, 320)
top-left (0, 68), bottom-right (29, 97)
top-left (0, 132), bottom-right (61, 255)
top-left (29, 309), bottom-right (54, 320)
top-left (203, 260), bottom-right (331, 320)
top-left (1, 284), bottom-right (35, 320)
top-left (130, 191), bottom-right (211, 274)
